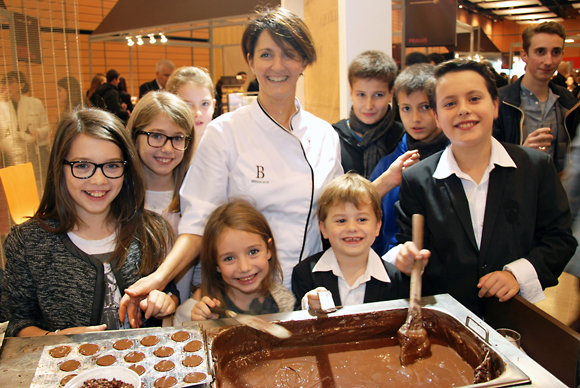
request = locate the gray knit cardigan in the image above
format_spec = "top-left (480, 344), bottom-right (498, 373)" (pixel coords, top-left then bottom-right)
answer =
top-left (0, 219), bottom-right (165, 337)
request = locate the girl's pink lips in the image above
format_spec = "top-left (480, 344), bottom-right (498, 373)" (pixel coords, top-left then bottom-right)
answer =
top-left (154, 156), bottom-right (175, 165)
top-left (235, 273), bottom-right (258, 285)
top-left (83, 190), bottom-right (110, 201)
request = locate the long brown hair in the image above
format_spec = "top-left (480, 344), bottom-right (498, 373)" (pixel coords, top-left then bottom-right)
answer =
top-left (200, 199), bottom-right (282, 307)
top-left (34, 108), bottom-right (171, 274)
top-left (86, 73), bottom-right (105, 103)
top-left (126, 91), bottom-right (195, 213)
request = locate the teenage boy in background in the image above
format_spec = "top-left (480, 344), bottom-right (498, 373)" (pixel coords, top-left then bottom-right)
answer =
top-left (493, 22), bottom-right (580, 173)
top-left (391, 59), bottom-right (576, 317)
top-left (333, 50), bottom-right (404, 178)
top-left (370, 64), bottom-right (449, 257)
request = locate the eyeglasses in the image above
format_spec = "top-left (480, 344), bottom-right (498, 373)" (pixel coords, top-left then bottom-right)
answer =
top-left (137, 130), bottom-right (191, 151)
top-left (63, 160), bottom-right (127, 179)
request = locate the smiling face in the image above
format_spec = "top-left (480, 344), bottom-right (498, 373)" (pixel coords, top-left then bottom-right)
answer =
top-left (136, 114), bottom-right (186, 190)
top-left (216, 228), bottom-right (271, 303)
top-left (350, 78), bottom-right (392, 126)
top-left (320, 200), bottom-right (381, 263)
top-left (247, 31), bottom-right (305, 104)
top-left (398, 90), bottom-right (441, 142)
top-left (433, 70), bottom-right (498, 152)
top-left (176, 83), bottom-right (215, 137)
top-left (521, 33), bottom-right (564, 85)
top-left (64, 134), bottom-right (124, 226)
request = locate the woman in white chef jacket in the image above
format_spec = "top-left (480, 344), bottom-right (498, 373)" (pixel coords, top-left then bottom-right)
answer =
top-left (121, 7), bottom-right (414, 323)
top-left (0, 71), bottom-right (50, 195)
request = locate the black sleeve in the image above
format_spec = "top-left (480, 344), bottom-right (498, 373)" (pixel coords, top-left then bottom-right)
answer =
top-left (291, 260), bottom-right (317, 310)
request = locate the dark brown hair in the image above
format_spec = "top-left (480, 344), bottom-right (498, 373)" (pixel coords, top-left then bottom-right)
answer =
top-left (242, 7), bottom-right (316, 66)
top-left (126, 91), bottom-right (195, 213)
top-left (522, 21), bottom-right (565, 53)
top-left (200, 199), bottom-right (282, 307)
top-left (34, 108), bottom-right (171, 274)
top-left (429, 59), bottom-right (498, 113)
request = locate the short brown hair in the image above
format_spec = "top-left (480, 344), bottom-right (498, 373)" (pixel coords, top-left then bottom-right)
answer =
top-left (522, 22), bottom-right (565, 53)
top-left (242, 7), bottom-right (316, 66)
top-left (200, 199), bottom-right (283, 307)
top-left (317, 173), bottom-right (382, 223)
top-left (348, 50), bottom-right (398, 90)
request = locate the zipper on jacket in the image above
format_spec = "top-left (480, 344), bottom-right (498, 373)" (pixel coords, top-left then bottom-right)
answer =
top-left (501, 100), bottom-right (525, 145)
top-left (258, 99), bottom-right (315, 262)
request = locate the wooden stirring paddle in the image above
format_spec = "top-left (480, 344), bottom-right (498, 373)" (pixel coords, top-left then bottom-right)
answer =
top-left (398, 214), bottom-right (432, 366)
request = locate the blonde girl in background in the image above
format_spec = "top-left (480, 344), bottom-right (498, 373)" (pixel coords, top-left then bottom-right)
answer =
top-left (165, 66), bottom-right (215, 153)
top-left (126, 91), bottom-right (195, 300)
top-left (174, 199), bottom-right (295, 325)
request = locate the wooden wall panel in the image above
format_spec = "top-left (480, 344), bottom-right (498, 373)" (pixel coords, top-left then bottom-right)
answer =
top-left (304, 0), bottom-right (340, 123)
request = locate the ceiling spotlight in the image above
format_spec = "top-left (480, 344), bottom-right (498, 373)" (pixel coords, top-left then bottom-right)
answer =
top-left (126, 37), bottom-right (134, 46)
top-left (160, 33), bottom-right (168, 43)
top-left (149, 34), bottom-right (156, 44)
top-left (136, 35), bottom-right (144, 45)
top-left (566, 39), bottom-right (575, 43)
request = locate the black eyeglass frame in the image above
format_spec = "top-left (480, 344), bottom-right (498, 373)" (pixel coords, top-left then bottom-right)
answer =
top-left (137, 130), bottom-right (191, 151)
top-left (63, 160), bottom-right (128, 179)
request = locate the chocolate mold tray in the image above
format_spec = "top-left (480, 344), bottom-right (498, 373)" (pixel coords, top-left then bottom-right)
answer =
top-left (30, 326), bottom-right (210, 388)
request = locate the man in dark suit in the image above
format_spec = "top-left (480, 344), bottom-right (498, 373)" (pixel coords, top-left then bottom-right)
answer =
top-left (392, 60), bottom-right (576, 317)
top-left (138, 59), bottom-right (175, 99)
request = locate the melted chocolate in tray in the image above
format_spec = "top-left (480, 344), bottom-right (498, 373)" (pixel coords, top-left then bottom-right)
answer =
top-left (140, 335), bottom-right (160, 347)
top-left (171, 331), bottom-right (190, 342)
top-left (78, 343), bottom-right (100, 356)
top-left (128, 364), bottom-right (146, 376)
top-left (124, 351), bottom-right (146, 363)
top-left (182, 355), bottom-right (203, 367)
top-left (154, 360), bottom-right (175, 372)
top-left (153, 346), bottom-right (174, 358)
top-left (154, 376), bottom-right (177, 388)
top-left (209, 308), bottom-right (505, 388)
top-left (59, 374), bottom-right (77, 386)
top-left (49, 346), bottom-right (71, 358)
top-left (113, 339), bottom-right (133, 351)
top-left (95, 354), bottom-right (116, 366)
top-left (183, 340), bottom-right (203, 352)
top-left (183, 372), bottom-right (206, 384)
top-left (59, 360), bottom-right (80, 372)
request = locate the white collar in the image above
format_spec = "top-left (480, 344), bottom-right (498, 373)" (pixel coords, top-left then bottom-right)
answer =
top-left (312, 247), bottom-right (391, 284)
top-left (433, 137), bottom-right (516, 180)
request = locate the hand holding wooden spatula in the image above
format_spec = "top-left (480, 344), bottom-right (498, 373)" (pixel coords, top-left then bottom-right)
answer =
top-left (398, 214), bottom-right (432, 366)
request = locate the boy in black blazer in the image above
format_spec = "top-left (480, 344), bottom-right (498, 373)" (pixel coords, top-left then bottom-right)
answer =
top-left (391, 59), bottom-right (576, 317)
top-left (292, 173), bottom-right (408, 310)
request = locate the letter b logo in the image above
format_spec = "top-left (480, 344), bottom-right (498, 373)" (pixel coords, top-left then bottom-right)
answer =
top-left (256, 166), bottom-right (264, 179)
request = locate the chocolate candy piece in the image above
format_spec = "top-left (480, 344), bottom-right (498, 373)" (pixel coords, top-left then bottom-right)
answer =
top-left (183, 340), bottom-right (202, 352)
top-left (95, 354), bottom-right (116, 366)
top-left (128, 364), bottom-right (146, 376)
top-left (154, 376), bottom-right (177, 388)
top-left (154, 360), bottom-right (175, 372)
top-left (153, 346), bottom-right (174, 358)
top-left (59, 374), bottom-right (77, 386)
top-left (170, 330), bottom-right (190, 342)
top-left (113, 339), bottom-right (133, 350)
top-left (183, 372), bottom-right (206, 384)
top-left (140, 335), bottom-right (160, 347)
top-left (49, 345), bottom-right (71, 358)
top-left (59, 360), bottom-right (80, 372)
top-left (182, 355), bottom-right (203, 367)
top-left (78, 343), bottom-right (100, 356)
top-left (124, 351), bottom-right (146, 363)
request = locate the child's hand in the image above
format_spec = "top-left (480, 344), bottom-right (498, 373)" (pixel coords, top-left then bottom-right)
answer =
top-left (50, 324), bottom-right (107, 336)
top-left (138, 290), bottom-right (177, 324)
top-left (373, 150), bottom-right (420, 197)
top-left (304, 287), bottom-right (328, 310)
top-left (119, 293), bottom-right (145, 328)
top-left (190, 297), bottom-right (221, 321)
top-left (477, 270), bottom-right (520, 302)
top-left (395, 241), bottom-right (430, 276)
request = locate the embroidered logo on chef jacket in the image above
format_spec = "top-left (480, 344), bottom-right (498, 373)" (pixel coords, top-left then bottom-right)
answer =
top-left (251, 165), bottom-right (269, 184)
